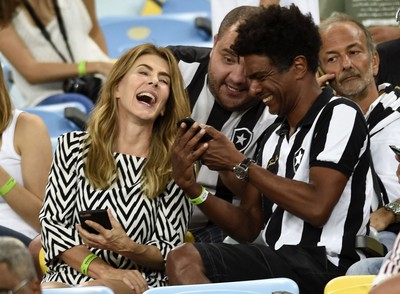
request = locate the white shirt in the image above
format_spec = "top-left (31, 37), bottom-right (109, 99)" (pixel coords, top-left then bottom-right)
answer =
top-left (11, 0), bottom-right (110, 108)
top-left (0, 110), bottom-right (37, 238)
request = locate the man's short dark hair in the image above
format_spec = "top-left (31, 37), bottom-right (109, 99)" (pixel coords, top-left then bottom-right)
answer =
top-left (232, 4), bottom-right (321, 73)
top-left (217, 5), bottom-right (260, 41)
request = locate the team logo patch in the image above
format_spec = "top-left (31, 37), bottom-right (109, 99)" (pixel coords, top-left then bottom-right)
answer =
top-left (232, 128), bottom-right (253, 152)
top-left (293, 148), bottom-right (305, 172)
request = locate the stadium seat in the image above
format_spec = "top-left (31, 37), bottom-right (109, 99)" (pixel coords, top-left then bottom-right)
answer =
top-left (42, 286), bottom-right (115, 294)
top-left (39, 247), bottom-right (47, 274)
top-left (24, 103), bottom-right (84, 150)
top-left (99, 14), bottom-right (213, 58)
top-left (96, 0), bottom-right (146, 18)
top-left (143, 278), bottom-right (299, 294)
top-left (324, 275), bottom-right (375, 294)
top-left (157, 0), bottom-right (210, 15)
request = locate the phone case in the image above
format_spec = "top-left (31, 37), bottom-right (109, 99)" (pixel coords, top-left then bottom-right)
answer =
top-left (78, 209), bottom-right (111, 234)
top-left (177, 117), bottom-right (213, 142)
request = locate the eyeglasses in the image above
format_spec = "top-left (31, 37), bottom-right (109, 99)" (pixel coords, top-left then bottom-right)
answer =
top-left (0, 279), bottom-right (30, 294)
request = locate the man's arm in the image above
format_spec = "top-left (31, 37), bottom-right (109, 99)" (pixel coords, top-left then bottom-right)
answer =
top-left (201, 126), bottom-right (348, 228)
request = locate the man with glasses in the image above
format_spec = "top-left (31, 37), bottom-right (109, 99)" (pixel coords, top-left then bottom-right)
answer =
top-left (0, 237), bottom-right (41, 294)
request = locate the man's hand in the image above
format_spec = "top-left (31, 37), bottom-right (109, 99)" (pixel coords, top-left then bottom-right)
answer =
top-left (370, 207), bottom-right (396, 231)
top-left (200, 126), bottom-right (245, 171)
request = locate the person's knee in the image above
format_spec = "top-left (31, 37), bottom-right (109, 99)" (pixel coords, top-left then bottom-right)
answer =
top-left (166, 243), bottom-right (203, 285)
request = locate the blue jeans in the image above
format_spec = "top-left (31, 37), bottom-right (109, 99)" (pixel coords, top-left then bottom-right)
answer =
top-left (346, 257), bottom-right (385, 275)
top-left (346, 231), bottom-right (397, 275)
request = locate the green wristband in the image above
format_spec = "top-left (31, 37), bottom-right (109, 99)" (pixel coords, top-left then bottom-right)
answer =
top-left (0, 177), bottom-right (16, 196)
top-left (81, 253), bottom-right (97, 276)
top-left (78, 61), bottom-right (87, 76)
top-left (188, 186), bottom-right (209, 205)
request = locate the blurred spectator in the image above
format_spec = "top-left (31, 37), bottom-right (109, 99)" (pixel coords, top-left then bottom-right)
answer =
top-left (0, 0), bottom-right (114, 111)
top-left (319, 0), bottom-right (400, 44)
top-left (0, 59), bottom-right (52, 243)
top-left (0, 236), bottom-right (41, 294)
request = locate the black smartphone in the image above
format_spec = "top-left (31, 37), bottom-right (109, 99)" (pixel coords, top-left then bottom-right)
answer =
top-left (317, 66), bottom-right (332, 86)
top-left (78, 209), bottom-right (112, 235)
top-left (177, 117), bottom-right (213, 142)
top-left (389, 145), bottom-right (400, 156)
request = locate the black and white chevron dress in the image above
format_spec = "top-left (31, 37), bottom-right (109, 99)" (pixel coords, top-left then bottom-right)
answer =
top-left (39, 131), bottom-right (192, 287)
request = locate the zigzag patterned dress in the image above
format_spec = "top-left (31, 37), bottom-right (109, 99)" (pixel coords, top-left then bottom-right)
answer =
top-left (39, 131), bottom-right (192, 287)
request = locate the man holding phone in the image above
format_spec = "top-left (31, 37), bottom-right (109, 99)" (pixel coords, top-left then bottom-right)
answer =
top-left (169, 5), bottom-right (278, 243)
top-left (318, 12), bottom-right (400, 274)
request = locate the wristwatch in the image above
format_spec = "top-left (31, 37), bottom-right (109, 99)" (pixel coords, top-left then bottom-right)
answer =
top-left (232, 158), bottom-right (255, 180)
top-left (384, 202), bottom-right (400, 223)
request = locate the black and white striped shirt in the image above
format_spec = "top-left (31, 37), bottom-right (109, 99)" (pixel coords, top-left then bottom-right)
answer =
top-left (258, 88), bottom-right (374, 268)
top-left (169, 46), bottom-right (278, 228)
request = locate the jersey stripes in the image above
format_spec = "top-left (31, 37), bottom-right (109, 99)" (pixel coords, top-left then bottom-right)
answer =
top-left (258, 88), bottom-right (373, 269)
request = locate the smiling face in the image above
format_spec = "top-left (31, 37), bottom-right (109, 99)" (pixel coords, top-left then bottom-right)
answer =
top-left (319, 21), bottom-right (379, 102)
top-left (245, 54), bottom-right (296, 117)
top-left (115, 54), bottom-right (171, 123)
top-left (208, 24), bottom-right (259, 112)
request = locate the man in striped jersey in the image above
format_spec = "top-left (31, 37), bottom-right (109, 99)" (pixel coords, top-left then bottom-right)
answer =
top-left (168, 5), bottom-right (374, 293)
top-left (319, 12), bottom-right (400, 275)
top-left (168, 5), bottom-right (277, 243)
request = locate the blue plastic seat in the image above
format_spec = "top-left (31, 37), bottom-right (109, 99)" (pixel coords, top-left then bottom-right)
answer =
top-left (42, 286), bottom-right (114, 294)
top-left (159, 0), bottom-right (210, 15)
top-left (24, 104), bottom-right (83, 151)
top-left (143, 278), bottom-right (300, 294)
top-left (99, 13), bottom-right (213, 58)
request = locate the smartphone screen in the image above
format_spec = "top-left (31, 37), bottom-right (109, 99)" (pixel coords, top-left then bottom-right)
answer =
top-left (78, 209), bottom-right (111, 235)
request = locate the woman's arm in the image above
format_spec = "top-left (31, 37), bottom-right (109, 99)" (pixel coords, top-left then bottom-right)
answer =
top-left (1, 112), bottom-right (52, 231)
top-left (0, 24), bottom-right (112, 83)
top-left (82, 0), bottom-right (109, 55)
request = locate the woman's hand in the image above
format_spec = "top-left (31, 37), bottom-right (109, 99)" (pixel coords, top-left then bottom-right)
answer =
top-left (172, 121), bottom-right (208, 192)
top-left (96, 267), bottom-right (148, 293)
top-left (77, 209), bottom-right (133, 254)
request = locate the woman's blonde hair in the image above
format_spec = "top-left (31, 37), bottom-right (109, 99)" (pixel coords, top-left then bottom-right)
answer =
top-left (0, 65), bottom-right (13, 134)
top-left (84, 43), bottom-right (190, 198)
